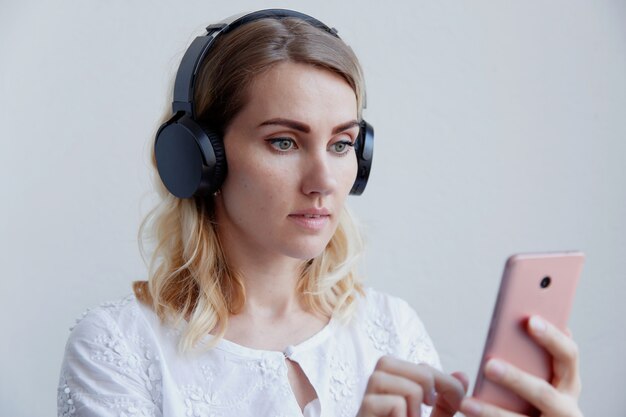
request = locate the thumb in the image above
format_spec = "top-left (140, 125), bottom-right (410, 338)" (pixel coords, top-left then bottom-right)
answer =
top-left (430, 371), bottom-right (467, 417)
top-left (450, 371), bottom-right (470, 394)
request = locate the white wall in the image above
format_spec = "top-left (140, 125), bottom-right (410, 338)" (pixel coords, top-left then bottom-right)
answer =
top-left (1, 0), bottom-right (624, 415)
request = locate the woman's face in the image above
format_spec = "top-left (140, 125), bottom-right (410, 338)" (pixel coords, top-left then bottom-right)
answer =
top-left (215, 61), bottom-right (359, 262)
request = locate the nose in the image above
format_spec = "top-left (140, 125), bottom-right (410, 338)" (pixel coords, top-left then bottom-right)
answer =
top-left (300, 149), bottom-right (337, 197)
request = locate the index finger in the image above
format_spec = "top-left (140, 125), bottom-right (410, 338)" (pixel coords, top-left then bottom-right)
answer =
top-left (430, 371), bottom-right (468, 417)
top-left (375, 356), bottom-right (466, 412)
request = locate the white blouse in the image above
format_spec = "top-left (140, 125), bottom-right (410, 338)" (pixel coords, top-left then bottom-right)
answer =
top-left (58, 287), bottom-right (441, 417)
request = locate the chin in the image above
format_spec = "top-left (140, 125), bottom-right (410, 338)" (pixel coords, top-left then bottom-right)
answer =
top-left (284, 247), bottom-right (327, 261)
top-left (282, 238), bottom-right (332, 261)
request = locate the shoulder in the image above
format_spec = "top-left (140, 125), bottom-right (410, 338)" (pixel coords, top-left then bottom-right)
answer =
top-left (59, 295), bottom-right (164, 415)
top-left (360, 287), bottom-right (417, 315)
top-left (357, 286), bottom-right (425, 329)
top-left (66, 294), bottom-right (145, 342)
top-left (355, 287), bottom-right (441, 369)
top-left (62, 294), bottom-right (158, 371)
top-left (62, 293), bottom-right (168, 369)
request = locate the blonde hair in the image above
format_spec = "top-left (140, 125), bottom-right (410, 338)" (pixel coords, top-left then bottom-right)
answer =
top-left (134, 16), bottom-right (367, 353)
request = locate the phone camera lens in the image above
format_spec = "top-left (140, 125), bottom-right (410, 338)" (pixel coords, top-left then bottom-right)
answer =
top-left (540, 276), bottom-right (551, 288)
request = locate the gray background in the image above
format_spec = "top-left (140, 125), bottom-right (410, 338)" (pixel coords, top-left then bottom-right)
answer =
top-left (1, 0), bottom-right (624, 415)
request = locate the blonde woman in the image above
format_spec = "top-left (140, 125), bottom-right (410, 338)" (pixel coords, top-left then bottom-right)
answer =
top-left (58, 10), bottom-right (584, 417)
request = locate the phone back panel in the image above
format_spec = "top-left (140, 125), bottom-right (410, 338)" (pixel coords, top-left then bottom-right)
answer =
top-left (473, 252), bottom-right (584, 416)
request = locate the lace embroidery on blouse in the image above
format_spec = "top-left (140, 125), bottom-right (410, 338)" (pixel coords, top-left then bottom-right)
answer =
top-left (407, 320), bottom-right (439, 369)
top-left (58, 289), bottom-right (441, 417)
top-left (365, 306), bottom-right (401, 355)
top-left (58, 379), bottom-right (160, 417)
top-left (328, 353), bottom-right (360, 417)
top-left (58, 296), bottom-right (163, 417)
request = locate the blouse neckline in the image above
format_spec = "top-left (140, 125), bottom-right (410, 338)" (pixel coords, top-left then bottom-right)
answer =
top-left (203, 316), bottom-right (339, 359)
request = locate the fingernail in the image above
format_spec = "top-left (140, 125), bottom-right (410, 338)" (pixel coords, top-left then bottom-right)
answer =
top-left (529, 316), bottom-right (546, 335)
top-left (460, 398), bottom-right (482, 416)
top-left (485, 359), bottom-right (506, 380)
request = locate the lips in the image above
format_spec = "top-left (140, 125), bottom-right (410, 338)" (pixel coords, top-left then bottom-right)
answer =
top-left (289, 208), bottom-right (331, 216)
top-left (288, 208), bottom-right (331, 231)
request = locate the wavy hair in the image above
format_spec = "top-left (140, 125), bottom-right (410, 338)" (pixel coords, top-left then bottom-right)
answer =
top-left (134, 17), bottom-right (367, 353)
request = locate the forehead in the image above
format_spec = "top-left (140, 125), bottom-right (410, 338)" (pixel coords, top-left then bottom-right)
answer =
top-left (239, 62), bottom-right (358, 124)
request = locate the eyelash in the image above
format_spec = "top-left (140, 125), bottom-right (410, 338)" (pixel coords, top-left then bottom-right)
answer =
top-left (266, 138), bottom-right (355, 156)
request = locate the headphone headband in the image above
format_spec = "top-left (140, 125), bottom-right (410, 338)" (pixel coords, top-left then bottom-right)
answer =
top-left (155, 9), bottom-right (373, 198)
top-left (173, 9), bottom-right (339, 117)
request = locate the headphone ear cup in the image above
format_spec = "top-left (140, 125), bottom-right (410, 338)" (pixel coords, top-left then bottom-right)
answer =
top-left (200, 126), bottom-right (227, 195)
top-left (350, 120), bottom-right (374, 195)
top-left (155, 114), bottom-right (227, 198)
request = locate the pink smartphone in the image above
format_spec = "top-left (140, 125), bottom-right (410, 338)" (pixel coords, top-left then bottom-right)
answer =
top-left (472, 251), bottom-right (585, 416)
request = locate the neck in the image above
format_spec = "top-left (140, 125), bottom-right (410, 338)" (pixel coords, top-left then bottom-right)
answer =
top-left (238, 257), bottom-right (306, 319)
top-left (217, 225), bottom-right (308, 319)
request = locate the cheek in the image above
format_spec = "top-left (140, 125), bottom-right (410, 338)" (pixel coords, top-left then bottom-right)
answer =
top-left (233, 157), bottom-right (291, 191)
top-left (340, 157), bottom-right (359, 191)
top-left (223, 154), bottom-right (295, 209)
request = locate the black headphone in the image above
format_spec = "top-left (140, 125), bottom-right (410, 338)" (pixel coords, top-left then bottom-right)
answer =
top-left (154, 9), bottom-right (374, 199)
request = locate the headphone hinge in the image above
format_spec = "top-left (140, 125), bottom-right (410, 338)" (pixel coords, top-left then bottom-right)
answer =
top-left (206, 23), bottom-right (227, 33)
top-left (172, 101), bottom-right (193, 115)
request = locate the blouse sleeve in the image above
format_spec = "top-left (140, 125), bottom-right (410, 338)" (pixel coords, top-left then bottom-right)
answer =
top-left (394, 298), bottom-right (442, 371)
top-left (407, 312), bottom-right (442, 371)
top-left (392, 297), bottom-right (443, 417)
top-left (57, 307), bottom-right (162, 417)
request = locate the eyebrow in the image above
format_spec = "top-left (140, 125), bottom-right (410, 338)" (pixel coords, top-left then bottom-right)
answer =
top-left (258, 118), bottom-right (360, 135)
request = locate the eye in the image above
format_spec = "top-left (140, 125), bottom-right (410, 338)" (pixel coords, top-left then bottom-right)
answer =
top-left (267, 138), bottom-right (297, 152)
top-left (330, 140), bottom-right (354, 155)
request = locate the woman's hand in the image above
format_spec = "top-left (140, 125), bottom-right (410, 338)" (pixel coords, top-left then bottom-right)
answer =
top-left (356, 355), bottom-right (468, 417)
top-left (460, 316), bottom-right (583, 417)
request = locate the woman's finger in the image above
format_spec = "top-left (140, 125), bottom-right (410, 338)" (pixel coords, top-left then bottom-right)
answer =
top-left (460, 397), bottom-right (522, 417)
top-left (358, 393), bottom-right (409, 417)
top-left (370, 356), bottom-right (465, 417)
top-left (527, 316), bottom-right (581, 393)
top-left (431, 371), bottom-right (469, 417)
top-left (364, 369), bottom-right (424, 417)
top-left (372, 356), bottom-right (437, 404)
top-left (375, 356), bottom-right (466, 405)
top-left (427, 370), bottom-right (466, 417)
top-left (564, 327), bottom-right (573, 338)
top-left (482, 358), bottom-right (570, 416)
top-left (450, 371), bottom-right (470, 393)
